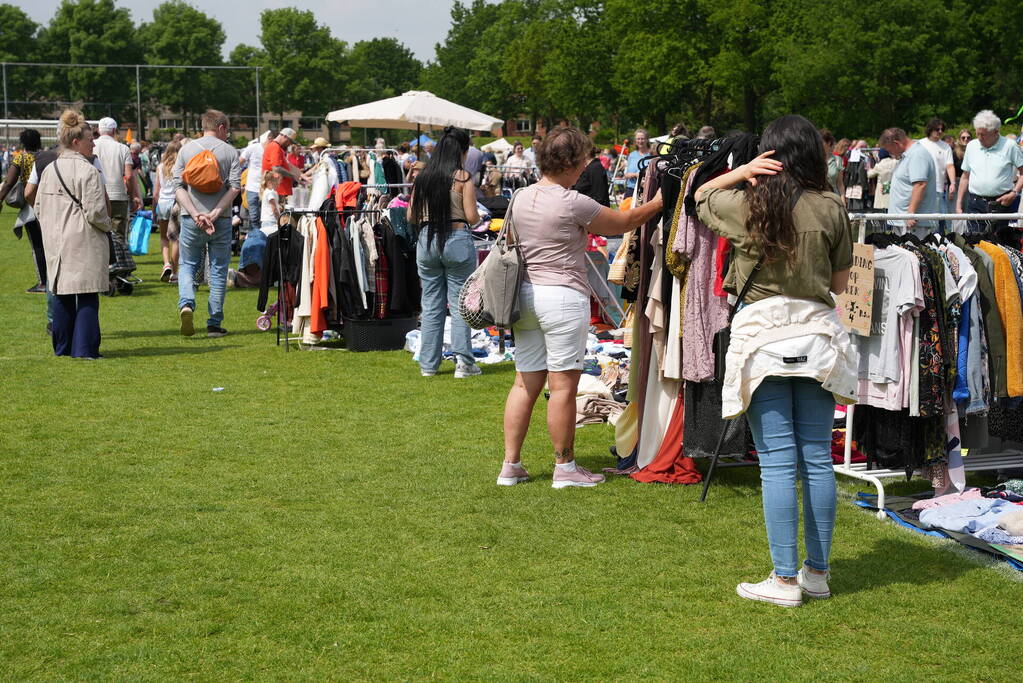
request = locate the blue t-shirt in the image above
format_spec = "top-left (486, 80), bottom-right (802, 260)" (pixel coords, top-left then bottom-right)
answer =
top-left (888, 141), bottom-right (937, 229)
top-left (625, 150), bottom-right (643, 191)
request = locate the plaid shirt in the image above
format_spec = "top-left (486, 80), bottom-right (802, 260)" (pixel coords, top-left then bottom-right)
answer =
top-left (374, 234), bottom-right (390, 319)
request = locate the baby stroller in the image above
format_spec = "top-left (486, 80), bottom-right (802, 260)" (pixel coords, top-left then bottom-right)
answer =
top-left (108, 229), bottom-right (141, 295)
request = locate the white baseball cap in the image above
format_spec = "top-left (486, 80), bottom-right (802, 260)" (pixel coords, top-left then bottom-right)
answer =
top-left (280, 127), bottom-right (297, 140)
top-left (98, 117), bottom-right (117, 133)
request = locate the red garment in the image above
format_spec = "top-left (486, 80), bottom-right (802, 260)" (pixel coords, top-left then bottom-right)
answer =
top-left (713, 237), bottom-right (730, 298)
top-left (288, 152), bottom-right (305, 172)
top-left (587, 234), bottom-right (608, 252)
top-left (310, 218), bottom-right (330, 336)
top-left (631, 388), bottom-right (702, 485)
top-left (262, 140), bottom-right (293, 196)
top-left (830, 430), bottom-right (866, 464)
top-left (335, 181), bottom-right (362, 211)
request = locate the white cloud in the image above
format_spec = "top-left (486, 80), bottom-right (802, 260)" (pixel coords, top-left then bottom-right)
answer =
top-left (23, 0), bottom-right (456, 62)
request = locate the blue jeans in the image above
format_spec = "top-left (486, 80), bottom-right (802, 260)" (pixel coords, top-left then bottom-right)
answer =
top-left (746, 376), bottom-right (837, 577)
top-left (246, 190), bottom-right (261, 232)
top-left (178, 215), bottom-right (232, 327)
top-left (416, 229), bottom-right (476, 372)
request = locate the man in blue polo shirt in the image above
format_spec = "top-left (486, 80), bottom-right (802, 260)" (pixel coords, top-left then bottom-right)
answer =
top-left (956, 109), bottom-right (1023, 245)
top-left (880, 127), bottom-right (937, 237)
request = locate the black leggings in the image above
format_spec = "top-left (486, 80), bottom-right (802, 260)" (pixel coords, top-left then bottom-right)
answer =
top-left (23, 220), bottom-right (47, 285)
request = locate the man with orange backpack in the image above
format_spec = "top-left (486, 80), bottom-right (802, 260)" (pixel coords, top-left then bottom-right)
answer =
top-left (172, 109), bottom-right (241, 338)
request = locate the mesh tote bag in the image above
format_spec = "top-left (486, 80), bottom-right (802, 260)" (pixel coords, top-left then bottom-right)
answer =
top-left (458, 188), bottom-right (525, 329)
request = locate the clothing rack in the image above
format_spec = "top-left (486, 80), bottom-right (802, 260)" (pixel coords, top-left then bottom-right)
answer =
top-left (324, 146), bottom-right (401, 155)
top-left (363, 182), bottom-right (413, 190)
top-left (268, 208), bottom-right (385, 350)
top-left (839, 211), bottom-right (1023, 518)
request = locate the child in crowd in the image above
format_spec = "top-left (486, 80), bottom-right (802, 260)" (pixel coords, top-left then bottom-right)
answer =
top-left (260, 170), bottom-right (282, 234)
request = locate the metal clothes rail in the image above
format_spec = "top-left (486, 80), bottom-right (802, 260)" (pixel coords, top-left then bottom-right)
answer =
top-left (839, 211), bottom-right (1023, 519)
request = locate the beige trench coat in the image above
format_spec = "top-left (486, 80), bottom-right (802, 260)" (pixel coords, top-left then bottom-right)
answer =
top-left (35, 151), bottom-right (112, 295)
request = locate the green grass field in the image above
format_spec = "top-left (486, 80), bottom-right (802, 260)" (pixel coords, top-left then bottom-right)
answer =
top-left (1, 212), bottom-right (1020, 680)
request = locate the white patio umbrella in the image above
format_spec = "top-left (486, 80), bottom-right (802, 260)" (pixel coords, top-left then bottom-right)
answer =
top-left (326, 90), bottom-right (502, 132)
top-left (326, 91), bottom-right (503, 153)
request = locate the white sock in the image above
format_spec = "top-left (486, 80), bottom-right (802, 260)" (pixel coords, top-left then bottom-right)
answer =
top-left (504, 461), bottom-right (524, 469)
top-left (555, 461), bottom-right (578, 472)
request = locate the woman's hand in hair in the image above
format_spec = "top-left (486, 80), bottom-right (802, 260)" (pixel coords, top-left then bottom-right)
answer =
top-left (740, 150), bottom-right (784, 187)
top-left (694, 153), bottom-right (782, 201)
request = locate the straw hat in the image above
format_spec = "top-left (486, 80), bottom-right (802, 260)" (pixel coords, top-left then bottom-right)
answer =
top-left (310, 137), bottom-right (330, 149)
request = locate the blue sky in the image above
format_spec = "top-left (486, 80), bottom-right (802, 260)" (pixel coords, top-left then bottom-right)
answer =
top-left (24, 0), bottom-right (459, 62)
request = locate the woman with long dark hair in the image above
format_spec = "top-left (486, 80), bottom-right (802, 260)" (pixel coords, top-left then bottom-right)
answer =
top-left (0, 129), bottom-right (45, 292)
top-left (695, 114), bottom-right (857, 607)
top-left (410, 126), bottom-right (482, 378)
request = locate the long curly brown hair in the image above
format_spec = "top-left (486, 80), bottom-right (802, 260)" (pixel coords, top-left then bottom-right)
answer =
top-left (744, 115), bottom-right (829, 265)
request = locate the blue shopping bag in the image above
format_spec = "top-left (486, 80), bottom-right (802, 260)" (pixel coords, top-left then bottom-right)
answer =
top-left (128, 214), bottom-right (151, 255)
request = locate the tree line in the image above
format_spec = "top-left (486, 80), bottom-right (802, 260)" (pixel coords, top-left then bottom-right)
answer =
top-left (0, 0), bottom-right (422, 132)
top-left (424, 0), bottom-right (1023, 139)
top-left (1, 0), bottom-right (1021, 140)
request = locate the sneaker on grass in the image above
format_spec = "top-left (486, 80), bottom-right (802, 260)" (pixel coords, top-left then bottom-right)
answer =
top-left (454, 361), bottom-right (482, 378)
top-left (797, 565), bottom-right (831, 599)
top-left (207, 326), bottom-right (228, 338)
top-left (179, 306), bottom-right (194, 336)
top-left (736, 572), bottom-right (803, 607)
top-left (551, 465), bottom-right (605, 489)
top-left (496, 462), bottom-right (530, 486)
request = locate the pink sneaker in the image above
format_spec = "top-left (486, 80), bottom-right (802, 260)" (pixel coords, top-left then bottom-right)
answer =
top-left (496, 462), bottom-right (530, 486)
top-left (552, 465), bottom-right (605, 489)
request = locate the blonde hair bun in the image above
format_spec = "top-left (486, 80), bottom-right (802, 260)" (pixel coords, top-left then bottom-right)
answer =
top-left (60, 110), bottom-right (82, 127)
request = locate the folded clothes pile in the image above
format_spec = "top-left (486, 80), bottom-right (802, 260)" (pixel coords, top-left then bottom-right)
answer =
top-left (914, 489), bottom-right (1023, 546)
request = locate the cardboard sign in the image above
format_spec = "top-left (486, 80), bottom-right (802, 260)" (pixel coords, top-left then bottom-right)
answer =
top-left (837, 243), bottom-right (875, 336)
top-left (845, 185), bottom-right (863, 200)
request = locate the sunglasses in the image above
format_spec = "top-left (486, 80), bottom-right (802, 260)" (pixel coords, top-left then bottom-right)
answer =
top-left (960, 135), bottom-right (972, 140)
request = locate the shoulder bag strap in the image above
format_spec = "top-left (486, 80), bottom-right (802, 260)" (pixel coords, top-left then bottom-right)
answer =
top-left (727, 187), bottom-right (804, 323)
top-left (497, 187), bottom-right (523, 246)
top-left (53, 159), bottom-right (83, 210)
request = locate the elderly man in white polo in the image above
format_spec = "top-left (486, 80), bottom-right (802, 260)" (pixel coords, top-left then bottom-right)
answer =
top-left (956, 109), bottom-right (1023, 246)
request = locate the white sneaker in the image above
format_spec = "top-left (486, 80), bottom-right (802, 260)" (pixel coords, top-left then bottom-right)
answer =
top-left (421, 369), bottom-right (436, 377)
top-left (454, 362), bottom-right (482, 378)
top-left (797, 565), bottom-right (831, 599)
top-left (736, 572), bottom-right (803, 607)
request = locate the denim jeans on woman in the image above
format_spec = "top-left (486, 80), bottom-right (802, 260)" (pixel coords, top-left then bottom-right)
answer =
top-left (745, 376), bottom-right (837, 577)
top-left (178, 215), bottom-right (232, 327)
top-left (416, 229), bottom-right (476, 372)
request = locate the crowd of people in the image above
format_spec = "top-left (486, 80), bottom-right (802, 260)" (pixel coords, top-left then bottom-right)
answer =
top-left (2, 105), bottom-right (1021, 609)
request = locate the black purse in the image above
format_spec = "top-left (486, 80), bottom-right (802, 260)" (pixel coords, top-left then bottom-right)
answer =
top-left (713, 255), bottom-right (764, 384)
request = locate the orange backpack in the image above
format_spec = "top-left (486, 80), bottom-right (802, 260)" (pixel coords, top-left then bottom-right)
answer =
top-left (182, 148), bottom-right (223, 194)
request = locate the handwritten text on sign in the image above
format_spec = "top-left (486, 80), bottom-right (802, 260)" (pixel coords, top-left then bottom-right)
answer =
top-left (837, 243), bottom-right (875, 336)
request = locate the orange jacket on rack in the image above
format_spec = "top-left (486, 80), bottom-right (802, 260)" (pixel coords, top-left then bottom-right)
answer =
top-left (977, 241), bottom-right (1023, 396)
top-left (310, 218), bottom-right (330, 336)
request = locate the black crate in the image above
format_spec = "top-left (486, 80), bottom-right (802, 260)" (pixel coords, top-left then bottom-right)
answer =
top-left (342, 317), bottom-right (418, 352)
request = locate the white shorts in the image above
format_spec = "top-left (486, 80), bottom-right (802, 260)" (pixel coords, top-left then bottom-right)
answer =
top-left (513, 283), bottom-right (590, 372)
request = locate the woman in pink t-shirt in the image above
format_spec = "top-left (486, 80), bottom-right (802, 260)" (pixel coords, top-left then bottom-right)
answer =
top-left (498, 127), bottom-right (663, 489)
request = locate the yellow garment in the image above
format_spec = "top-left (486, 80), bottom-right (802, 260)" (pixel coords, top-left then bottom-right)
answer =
top-left (614, 400), bottom-right (639, 459)
top-left (240, 169), bottom-right (249, 208)
top-left (664, 163), bottom-right (701, 277)
top-left (977, 241), bottom-right (1023, 396)
top-left (490, 218), bottom-right (504, 232)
